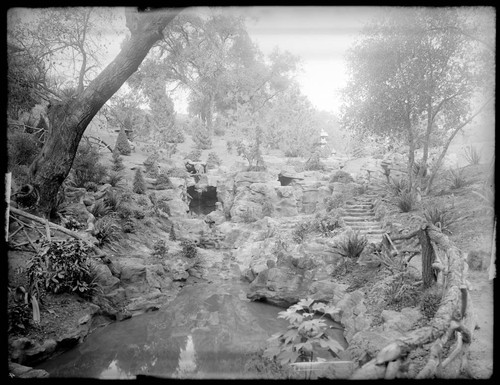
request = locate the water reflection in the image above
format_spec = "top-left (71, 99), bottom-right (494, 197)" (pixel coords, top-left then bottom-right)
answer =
top-left (35, 281), bottom-right (346, 379)
top-left (99, 358), bottom-right (135, 379)
top-left (173, 335), bottom-right (197, 378)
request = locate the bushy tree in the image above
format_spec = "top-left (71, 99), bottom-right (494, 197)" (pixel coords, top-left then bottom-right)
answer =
top-left (133, 167), bottom-right (146, 194)
top-left (114, 127), bottom-right (131, 155)
top-left (341, 7), bottom-right (494, 193)
top-left (111, 149), bottom-right (125, 172)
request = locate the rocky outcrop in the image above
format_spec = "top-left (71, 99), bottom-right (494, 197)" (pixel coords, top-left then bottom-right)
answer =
top-left (247, 265), bottom-right (348, 308)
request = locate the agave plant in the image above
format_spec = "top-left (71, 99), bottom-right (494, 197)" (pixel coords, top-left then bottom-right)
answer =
top-left (423, 205), bottom-right (459, 235)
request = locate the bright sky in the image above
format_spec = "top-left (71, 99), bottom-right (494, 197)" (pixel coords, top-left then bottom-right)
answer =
top-left (235, 6), bottom-right (379, 115)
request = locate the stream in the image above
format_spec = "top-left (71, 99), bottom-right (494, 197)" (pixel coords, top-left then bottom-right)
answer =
top-left (35, 278), bottom-right (346, 379)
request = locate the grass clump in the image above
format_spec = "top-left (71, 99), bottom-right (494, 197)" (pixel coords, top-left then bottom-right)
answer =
top-left (463, 145), bottom-right (481, 165)
top-left (394, 190), bottom-right (417, 212)
top-left (446, 167), bottom-right (470, 189)
top-left (334, 230), bottom-right (367, 260)
top-left (88, 200), bottom-right (111, 219)
top-left (423, 205), bottom-right (458, 235)
top-left (420, 287), bottom-right (442, 320)
top-left (93, 217), bottom-right (120, 246)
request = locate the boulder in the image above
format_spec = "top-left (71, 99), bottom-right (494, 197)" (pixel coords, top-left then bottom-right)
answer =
top-left (333, 289), bottom-right (371, 342)
top-left (381, 307), bottom-right (423, 333)
top-left (347, 330), bottom-right (404, 363)
top-left (92, 262), bottom-right (120, 292)
top-left (9, 363), bottom-right (49, 378)
top-left (273, 186), bottom-right (302, 217)
top-left (247, 266), bottom-right (348, 308)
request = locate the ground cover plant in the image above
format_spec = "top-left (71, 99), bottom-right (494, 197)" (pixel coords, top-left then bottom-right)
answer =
top-left (264, 298), bottom-right (344, 365)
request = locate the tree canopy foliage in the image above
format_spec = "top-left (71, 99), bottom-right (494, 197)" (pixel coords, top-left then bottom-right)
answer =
top-left (340, 7), bottom-right (494, 191)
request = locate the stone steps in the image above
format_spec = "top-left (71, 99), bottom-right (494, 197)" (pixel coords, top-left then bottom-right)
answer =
top-left (341, 190), bottom-right (385, 243)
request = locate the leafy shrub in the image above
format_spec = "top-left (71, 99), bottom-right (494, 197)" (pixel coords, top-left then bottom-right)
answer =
top-left (420, 288), bottom-right (442, 320)
top-left (304, 152), bottom-right (325, 171)
top-left (463, 145), bottom-right (481, 165)
top-left (117, 205), bottom-right (133, 220)
top-left (264, 298), bottom-right (344, 365)
top-left (8, 302), bottom-right (32, 335)
top-left (89, 200), bottom-right (111, 218)
top-left (68, 141), bottom-right (108, 187)
top-left (206, 151), bottom-right (222, 169)
top-left (235, 128), bottom-right (266, 171)
top-left (83, 181), bottom-right (99, 192)
top-left (7, 130), bottom-right (42, 168)
top-left (133, 208), bottom-right (145, 219)
top-left (133, 168), bottom-right (147, 194)
top-left (313, 211), bottom-right (344, 236)
top-left (143, 152), bottom-right (160, 177)
top-left (9, 164), bottom-right (31, 188)
top-left (165, 166), bottom-right (190, 178)
top-left (324, 194), bottom-right (344, 212)
top-left (111, 150), bottom-right (126, 172)
top-left (292, 220), bottom-right (313, 244)
top-left (334, 230), bottom-right (367, 260)
top-left (62, 217), bottom-right (84, 231)
top-left (122, 218), bottom-right (135, 233)
top-left (180, 239), bottom-right (198, 259)
top-left (446, 167), bottom-right (470, 189)
top-left (151, 239), bottom-right (168, 258)
top-left (154, 173), bottom-right (173, 190)
top-left (423, 205), bottom-right (458, 235)
top-left (394, 190), bottom-right (416, 212)
top-left (114, 127), bottom-right (131, 155)
top-left (330, 170), bottom-right (354, 184)
top-left (193, 125), bottom-right (212, 150)
top-left (185, 148), bottom-right (202, 162)
top-left (26, 239), bottom-right (99, 299)
top-left (284, 148), bottom-right (301, 158)
top-left (94, 217), bottom-right (121, 246)
top-left (136, 195), bottom-right (149, 207)
top-left (169, 224), bottom-right (177, 241)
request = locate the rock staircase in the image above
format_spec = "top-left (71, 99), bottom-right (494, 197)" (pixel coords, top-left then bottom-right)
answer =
top-left (342, 191), bottom-right (386, 244)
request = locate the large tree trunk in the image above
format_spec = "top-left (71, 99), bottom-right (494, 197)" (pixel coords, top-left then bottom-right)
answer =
top-left (28, 8), bottom-right (182, 217)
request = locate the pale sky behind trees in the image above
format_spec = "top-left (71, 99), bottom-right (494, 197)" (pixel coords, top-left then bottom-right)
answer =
top-left (100, 6), bottom-right (379, 116)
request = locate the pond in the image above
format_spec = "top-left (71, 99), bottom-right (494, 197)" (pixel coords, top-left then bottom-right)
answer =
top-left (35, 280), bottom-right (345, 379)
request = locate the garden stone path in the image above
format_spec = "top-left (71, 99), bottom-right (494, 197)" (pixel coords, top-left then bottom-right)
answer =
top-left (342, 191), bottom-right (386, 244)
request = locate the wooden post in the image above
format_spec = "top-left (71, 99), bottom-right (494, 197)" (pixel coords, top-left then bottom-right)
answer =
top-left (418, 227), bottom-right (437, 288)
top-left (5, 172), bottom-right (11, 242)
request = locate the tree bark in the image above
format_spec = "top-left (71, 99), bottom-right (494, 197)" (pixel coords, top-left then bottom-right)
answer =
top-left (28, 8), bottom-right (182, 217)
top-left (418, 227), bottom-right (437, 288)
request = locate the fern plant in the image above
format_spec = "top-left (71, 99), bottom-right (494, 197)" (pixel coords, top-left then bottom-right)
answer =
top-left (264, 298), bottom-right (344, 365)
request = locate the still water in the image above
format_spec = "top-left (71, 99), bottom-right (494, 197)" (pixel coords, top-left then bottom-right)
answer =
top-left (36, 280), bottom-right (329, 379)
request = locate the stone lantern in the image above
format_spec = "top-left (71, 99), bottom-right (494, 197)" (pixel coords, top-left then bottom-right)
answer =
top-left (320, 129), bottom-right (328, 148)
